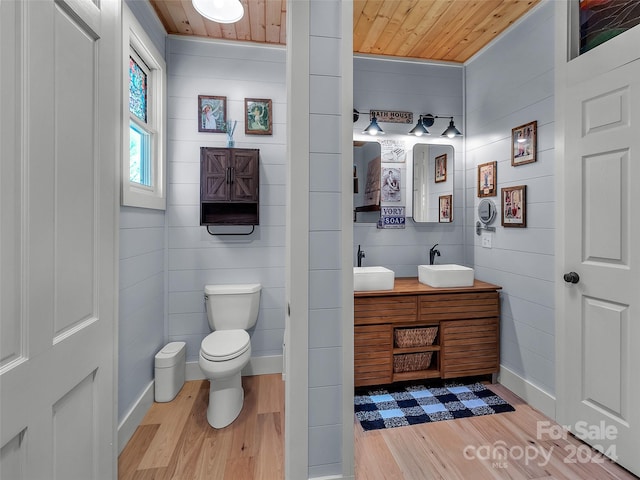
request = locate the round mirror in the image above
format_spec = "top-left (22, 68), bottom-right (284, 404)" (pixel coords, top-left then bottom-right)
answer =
top-left (478, 199), bottom-right (496, 225)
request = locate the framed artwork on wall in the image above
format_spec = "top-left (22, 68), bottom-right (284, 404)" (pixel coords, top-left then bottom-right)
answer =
top-left (501, 185), bottom-right (527, 227)
top-left (478, 161), bottom-right (497, 197)
top-left (435, 153), bottom-right (447, 183)
top-left (439, 194), bottom-right (452, 223)
top-left (245, 98), bottom-right (273, 135)
top-left (198, 95), bottom-right (227, 133)
top-left (511, 121), bottom-right (537, 166)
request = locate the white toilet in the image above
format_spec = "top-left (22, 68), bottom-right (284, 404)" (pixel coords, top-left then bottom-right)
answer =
top-left (199, 283), bottom-right (261, 428)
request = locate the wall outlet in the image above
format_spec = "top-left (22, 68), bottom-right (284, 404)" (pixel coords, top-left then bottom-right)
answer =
top-left (481, 232), bottom-right (492, 248)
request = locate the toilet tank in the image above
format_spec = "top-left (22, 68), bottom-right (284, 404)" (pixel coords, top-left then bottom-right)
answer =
top-left (204, 283), bottom-right (261, 331)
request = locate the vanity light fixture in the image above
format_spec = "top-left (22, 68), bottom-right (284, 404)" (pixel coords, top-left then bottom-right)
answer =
top-left (192, 0), bottom-right (244, 24)
top-left (408, 115), bottom-right (431, 136)
top-left (363, 115), bottom-right (385, 135)
top-left (441, 117), bottom-right (463, 138)
top-left (407, 114), bottom-right (463, 138)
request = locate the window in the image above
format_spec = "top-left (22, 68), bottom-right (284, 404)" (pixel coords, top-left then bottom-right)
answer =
top-left (122, 6), bottom-right (166, 210)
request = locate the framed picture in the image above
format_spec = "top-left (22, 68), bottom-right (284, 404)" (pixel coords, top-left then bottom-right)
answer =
top-left (511, 121), bottom-right (537, 166)
top-left (198, 95), bottom-right (227, 133)
top-left (381, 167), bottom-right (401, 202)
top-left (435, 153), bottom-right (447, 183)
top-left (478, 161), bottom-right (497, 197)
top-left (439, 194), bottom-right (452, 223)
top-left (501, 185), bottom-right (526, 227)
top-left (245, 98), bottom-right (272, 135)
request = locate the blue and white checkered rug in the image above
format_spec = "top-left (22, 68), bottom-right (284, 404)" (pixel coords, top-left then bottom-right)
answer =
top-left (354, 382), bottom-right (515, 431)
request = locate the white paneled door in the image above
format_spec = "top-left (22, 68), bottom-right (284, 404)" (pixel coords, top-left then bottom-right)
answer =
top-left (558, 22), bottom-right (640, 476)
top-left (1, 0), bottom-right (119, 478)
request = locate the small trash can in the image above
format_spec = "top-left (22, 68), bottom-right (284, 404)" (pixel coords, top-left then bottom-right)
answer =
top-left (154, 341), bottom-right (186, 402)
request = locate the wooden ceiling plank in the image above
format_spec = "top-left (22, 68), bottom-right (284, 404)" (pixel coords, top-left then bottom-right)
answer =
top-left (391, 0), bottom-right (454, 58)
top-left (234, 0), bottom-right (252, 41)
top-left (405, 0), bottom-right (469, 58)
top-left (418, 0), bottom-right (503, 60)
top-left (179, 0), bottom-right (209, 36)
top-left (368, 0), bottom-right (420, 55)
top-left (359, 0), bottom-right (403, 53)
top-left (353, 0), bottom-right (386, 52)
top-left (220, 22), bottom-right (239, 41)
top-left (164, 0), bottom-right (194, 35)
top-left (248, 0), bottom-right (267, 43)
top-left (446, 0), bottom-right (540, 62)
top-left (279, 10), bottom-right (286, 44)
top-left (201, 18), bottom-right (223, 38)
top-left (376, 0), bottom-right (440, 56)
top-left (150, 0), bottom-right (540, 64)
top-left (265, 0), bottom-right (282, 44)
top-left (149, 1), bottom-right (179, 33)
top-left (353, 0), bottom-right (368, 27)
top-left (436, 2), bottom-right (504, 61)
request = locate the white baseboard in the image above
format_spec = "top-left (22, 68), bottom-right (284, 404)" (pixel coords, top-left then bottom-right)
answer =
top-left (186, 354), bottom-right (284, 381)
top-left (117, 381), bottom-right (155, 455)
top-left (310, 476), bottom-right (352, 480)
top-left (499, 365), bottom-right (556, 419)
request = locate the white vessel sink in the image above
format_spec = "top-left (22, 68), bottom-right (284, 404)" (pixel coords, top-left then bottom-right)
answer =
top-left (354, 266), bottom-right (395, 291)
top-left (418, 264), bottom-right (474, 288)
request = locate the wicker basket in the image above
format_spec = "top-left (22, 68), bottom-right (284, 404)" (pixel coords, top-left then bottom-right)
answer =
top-left (393, 352), bottom-right (433, 373)
top-left (394, 326), bottom-right (438, 348)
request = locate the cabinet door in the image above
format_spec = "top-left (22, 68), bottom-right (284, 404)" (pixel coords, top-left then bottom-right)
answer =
top-left (230, 149), bottom-right (259, 201)
top-left (201, 148), bottom-right (230, 201)
top-left (440, 318), bottom-right (499, 379)
top-left (355, 324), bottom-right (392, 387)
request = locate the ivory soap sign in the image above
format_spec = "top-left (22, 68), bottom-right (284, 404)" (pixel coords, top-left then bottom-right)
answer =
top-left (378, 206), bottom-right (406, 229)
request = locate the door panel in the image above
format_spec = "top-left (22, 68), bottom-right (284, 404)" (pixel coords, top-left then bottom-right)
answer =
top-left (0, 0), bottom-right (119, 478)
top-left (54, 1), bottom-right (97, 337)
top-left (560, 51), bottom-right (640, 474)
top-left (583, 150), bottom-right (627, 263)
top-left (0, 0), bottom-right (23, 370)
top-left (582, 297), bottom-right (628, 419)
top-left (201, 149), bottom-right (229, 201)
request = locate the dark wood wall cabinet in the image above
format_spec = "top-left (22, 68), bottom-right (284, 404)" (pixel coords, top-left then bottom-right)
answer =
top-left (200, 147), bottom-right (259, 225)
top-left (354, 278), bottom-right (501, 387)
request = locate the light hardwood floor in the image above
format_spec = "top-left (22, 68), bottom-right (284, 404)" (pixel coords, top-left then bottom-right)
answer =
top-left (118, 375), bottom-right (284, 480)
top-left (355, 383), bottom-right (638, 480)
top-left (119, 375), bottom-right (638, 480)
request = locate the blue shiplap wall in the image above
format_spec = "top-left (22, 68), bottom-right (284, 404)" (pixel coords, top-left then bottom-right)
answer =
top-left (165, 38), bottom-right (287, 363)
top-left (465, 1), bottom-right (556, 397)
top-left (118, 208), bottom-right (166, 421)
top-left (307, 1), bottom-right (347, 476)
top-left (118, 1), bottom-right (167, 425)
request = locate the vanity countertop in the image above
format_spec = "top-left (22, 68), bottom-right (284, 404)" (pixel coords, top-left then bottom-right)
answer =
top-left (354, 277), bottom-right (502, 297)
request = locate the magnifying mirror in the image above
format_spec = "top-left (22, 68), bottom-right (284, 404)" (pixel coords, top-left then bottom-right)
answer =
top-left (476, 199), bottom-right (497, 235)
top-left (478, 199), bottom-right (496, 224)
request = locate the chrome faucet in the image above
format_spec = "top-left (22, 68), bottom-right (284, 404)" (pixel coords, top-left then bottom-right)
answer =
top-left (429, 244), bottom-right (441, 265)
top-left (357, 245), bottom-right (365, 267)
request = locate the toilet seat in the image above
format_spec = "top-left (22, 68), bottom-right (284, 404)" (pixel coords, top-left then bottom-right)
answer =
top-left (201, 330), bottom-right (250, 362)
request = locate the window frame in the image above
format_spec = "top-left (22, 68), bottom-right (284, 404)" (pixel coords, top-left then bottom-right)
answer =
top-left (122, 5), bottom-right (166, 210)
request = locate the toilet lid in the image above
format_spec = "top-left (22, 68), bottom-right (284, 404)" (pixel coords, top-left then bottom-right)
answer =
top-left (201, 330), bottom-right (250, 362)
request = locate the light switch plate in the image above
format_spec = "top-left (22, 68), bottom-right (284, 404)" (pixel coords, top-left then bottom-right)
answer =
top-left (481, 232), bottom-right (492, 248)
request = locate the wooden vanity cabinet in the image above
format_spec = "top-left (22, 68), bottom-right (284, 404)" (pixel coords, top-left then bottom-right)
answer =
top-left (354, 296), bottom-right (417, 386)
top-left (354, 280), bottom-right (500, 387)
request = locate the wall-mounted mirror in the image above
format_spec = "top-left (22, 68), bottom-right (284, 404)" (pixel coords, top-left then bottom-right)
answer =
top-left (353, 141), bottom-right (383, 223)
top-left (412, 144), bottom-right (454, 223)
